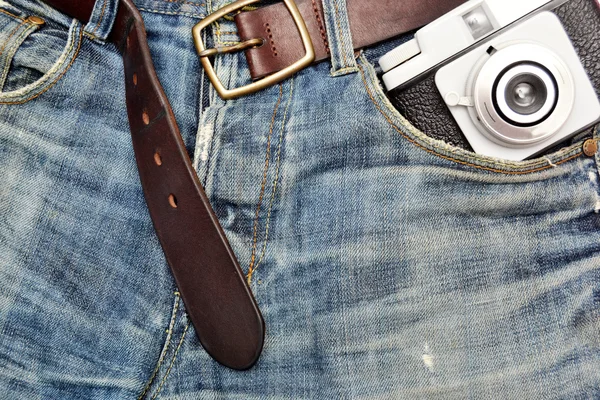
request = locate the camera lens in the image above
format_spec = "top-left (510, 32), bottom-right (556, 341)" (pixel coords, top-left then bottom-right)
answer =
top-left (470, 42), bottom-right (576, 147)
top-left (493, 63), bottom-right (558, 127)
top-left (507, 79), bottom-right (545, 114)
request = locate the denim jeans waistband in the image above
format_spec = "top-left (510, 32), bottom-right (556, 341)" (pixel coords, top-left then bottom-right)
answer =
top-left (11, 0), bottom-right (363, 84)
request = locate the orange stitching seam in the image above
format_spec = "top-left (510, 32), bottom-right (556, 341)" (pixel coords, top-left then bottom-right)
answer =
top-left (247, 84), bottom-right (284, 284)
top-left (357, 63), bottom-right (583, 175)
top-left (0, 20), bottom-right (27, 58)
top-left (0, 28), bottom-right (83, 105)
top-left (332, 0), bottom-right (349, 67)
top-left (137, 293), bottom-right (181, 400)
top-left (91, 0), bottom-right (108, 35)
top-left (1, 24), bottom-right (35, 86)
top-left (150, 322), bottom-right (189, 400)
top-left (165, 0), bottom-right (206, 6)
top-left (0, 8), bottom-right (24, 21)
top-left (250, 79), bottom-right (295, 284)
top-left (137, 7), bottom-right (206, 18)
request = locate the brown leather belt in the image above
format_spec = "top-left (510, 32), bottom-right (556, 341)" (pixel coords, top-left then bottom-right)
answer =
top-left (193, 0), bottom-right (466, 99)
top-left (41, 0), bottom-right (463, 370)
top-left (42, 0), bottom-right (264, 371)
top-left (235, 0), bottom-right (466, 81)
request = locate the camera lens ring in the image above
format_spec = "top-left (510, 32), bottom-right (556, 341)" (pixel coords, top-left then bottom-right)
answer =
top-left (492, 63), bottom-right (558, 126)
top-left (470, 42), bottom-right (575, 146)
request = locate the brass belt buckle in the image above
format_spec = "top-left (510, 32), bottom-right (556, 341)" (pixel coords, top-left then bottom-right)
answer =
top-left (192, 0), bottom-right (315, 100)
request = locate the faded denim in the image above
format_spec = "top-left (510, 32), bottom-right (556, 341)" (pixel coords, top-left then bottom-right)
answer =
top-left (1, 0), bottom-right (600, 399)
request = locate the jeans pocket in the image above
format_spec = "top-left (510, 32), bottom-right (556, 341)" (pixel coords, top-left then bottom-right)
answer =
top-left (0, 3), bottom-right (40, 90)
top-left (0, 2), bottom-right (82, 104)
top-left (356, 53), bottom-right (595, 176)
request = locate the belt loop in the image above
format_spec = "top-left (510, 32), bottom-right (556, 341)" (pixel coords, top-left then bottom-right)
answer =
top-left (321, 0), bottom-right (358, 76)
top-left (84, 0), bottom-right (119, 42)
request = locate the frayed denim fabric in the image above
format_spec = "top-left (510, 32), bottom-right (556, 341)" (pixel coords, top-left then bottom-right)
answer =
top-left (1, 0), bottom-right (600, 398)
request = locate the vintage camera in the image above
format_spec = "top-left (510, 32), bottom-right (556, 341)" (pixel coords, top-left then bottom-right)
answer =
top-left (380, 0), bottom-right (600, 160)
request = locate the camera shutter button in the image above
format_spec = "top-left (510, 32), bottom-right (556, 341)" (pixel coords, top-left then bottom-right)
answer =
top-left (583, 139), bottom-right (598, 157)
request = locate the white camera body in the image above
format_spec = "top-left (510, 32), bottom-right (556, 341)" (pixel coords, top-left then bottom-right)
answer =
top-left (379, 0), bottom-right (600, 161)
top-left (435, 11), bottom-right (600, 160)
top-left (380, 0), bottom-right (553, 89)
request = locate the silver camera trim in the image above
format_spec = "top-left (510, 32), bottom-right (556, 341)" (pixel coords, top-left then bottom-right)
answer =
top-left (469, 42), bottom-right (575, 146)
top-left (494, 64), bottom-right (557, 125)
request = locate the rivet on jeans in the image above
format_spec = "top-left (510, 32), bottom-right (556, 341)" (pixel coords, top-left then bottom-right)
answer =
top-left (27, 16), bottom-right (45, 25)
top-left (583, 139), bottom-right (598, 157)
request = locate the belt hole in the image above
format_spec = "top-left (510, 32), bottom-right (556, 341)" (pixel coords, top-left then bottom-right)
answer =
top-left (142, 110), bottom-right (150, 125)
top-left (168, 194), bottom-right (178, 208)
top-left (133, 73), bottom-right (138, 86)
top-left (154, 152), bottom-right (162, 166)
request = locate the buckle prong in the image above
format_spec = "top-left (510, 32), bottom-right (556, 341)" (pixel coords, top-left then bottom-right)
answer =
top-left (198, 38), bottom-right (264, 58)
top-left (192, 0), bottom-right (315, 100)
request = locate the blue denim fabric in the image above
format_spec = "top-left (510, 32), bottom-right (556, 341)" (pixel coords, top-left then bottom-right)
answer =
top-left (1, 0), bottom-right (600, 398)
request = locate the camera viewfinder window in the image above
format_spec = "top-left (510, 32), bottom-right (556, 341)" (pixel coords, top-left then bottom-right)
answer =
top-left (463, 6), bottom-right (494, 40)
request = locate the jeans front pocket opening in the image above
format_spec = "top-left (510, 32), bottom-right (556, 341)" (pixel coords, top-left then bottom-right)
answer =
top-left (356, 54), bottom-right (590, 176)
top-left (0, 19), bottom-right (40, 91)
top-left (0, 18), bottom-right (83, 105)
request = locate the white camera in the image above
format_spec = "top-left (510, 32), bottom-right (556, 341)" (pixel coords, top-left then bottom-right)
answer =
top-left (380, 0), bottom-right (600, 160)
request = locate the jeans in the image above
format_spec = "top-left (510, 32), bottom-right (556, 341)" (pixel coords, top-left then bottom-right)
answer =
top-left (1, 0), bottom-right (599, 398)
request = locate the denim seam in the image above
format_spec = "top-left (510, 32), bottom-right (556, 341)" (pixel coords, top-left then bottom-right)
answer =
top-left (357, 56), bottom-right (586, 175)
top-left (150, 321), bottom-right (190, 400)
top-left (332, 0), bottom-right (349, 68)
top-left (0, 19), bottom-right (26, 58)
top-left (250, 78), bottom-right (294, 285)
top-left (91, 0), bottom-right (109, 35)
top-left (0, 23), bottom-right (37, 90)
top-left (247, 83), bottom-right (284, 283)
top-left (334, 66), bottom-right (358, 74)
top-left (0, 21), bottom-right (83, 104)
top-left (0, 20), bottom-right (28, 88)
top-left (165, 0), bottom-right (206, 6)
top-left (137, 7), bottom-right (206, 19)
top-left (137, 292), bottom-right (181, 400)
top-left (323, 0), bottom-right (358, 75)
top-left (0, 8), bottom-right (24, 21)
top-left (217, 41), bottom-right (245, 45)
top-left (83, 31), bottom-right (102, 41)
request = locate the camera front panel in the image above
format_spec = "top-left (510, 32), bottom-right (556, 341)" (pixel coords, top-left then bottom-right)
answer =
top-left (435, 11), bottom-right (600, 160)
